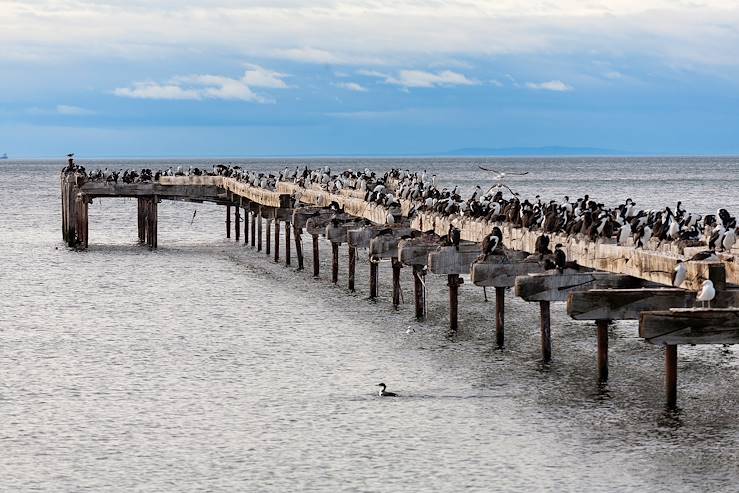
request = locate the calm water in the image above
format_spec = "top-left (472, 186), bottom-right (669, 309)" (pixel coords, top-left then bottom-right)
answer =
top-left (1, 157), bottom-right (738, 492)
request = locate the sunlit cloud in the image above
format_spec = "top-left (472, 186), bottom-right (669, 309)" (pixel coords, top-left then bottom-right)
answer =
top-left (335, 82), bottom-right (368, 92)
top-left (525, 80), bottom-right (573, 92)
top-left (361, 69), bottom-right (480, 88)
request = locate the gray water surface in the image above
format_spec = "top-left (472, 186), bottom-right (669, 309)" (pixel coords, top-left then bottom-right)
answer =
top-left (1, 158), bottom-right (738, 492)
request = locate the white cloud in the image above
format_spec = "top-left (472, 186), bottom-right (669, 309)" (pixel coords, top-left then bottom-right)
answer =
top-left (335, 81), bottom-right (368, 92)
top-left (361, 69), bottom-right (479, 88)
top-left (525, 80), bottom-right (573, 92)
top-left (114, 66), bottom-right (290, 102)
top-left (56, 104), bottom-right (96, 115)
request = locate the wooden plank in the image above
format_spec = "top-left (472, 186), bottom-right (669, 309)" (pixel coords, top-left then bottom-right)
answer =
top-left (471, 259), bottom-right (545, 287)
top-left (515, 272), bottom-right (643, 302)
top-left (567, 289), bottom-right (739, 320)
top-left (639, 308), bottom-right (739, 345)
top-left (427, 243), bottom-right (480, 275)
top-left (398, 237), bottom-right (442, 266)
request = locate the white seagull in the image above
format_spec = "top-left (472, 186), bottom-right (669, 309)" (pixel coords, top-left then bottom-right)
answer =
top-left (696, 280), bottom-right (716, 308)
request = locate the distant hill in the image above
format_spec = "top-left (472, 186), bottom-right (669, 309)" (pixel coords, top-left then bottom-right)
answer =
top-left (440, 146), bottom-right (625, 157)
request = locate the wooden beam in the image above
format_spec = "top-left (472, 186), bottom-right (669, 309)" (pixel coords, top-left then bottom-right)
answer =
top-left (639, 308), bottom-right (739, 345)
top-left (567, 289), bottom-right (739, 320)
top-left (428, 243), bottom-right (480, 275)
top-left (398, 237), bottom-right (441, 266)
top-left (515, 272), bottom-right (643, 302)
top-left (471, 260), bottom-right (545, 287)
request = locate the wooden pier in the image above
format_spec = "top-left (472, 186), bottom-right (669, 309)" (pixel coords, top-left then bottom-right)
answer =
top-left (60, 171), bottom-right (739, 409)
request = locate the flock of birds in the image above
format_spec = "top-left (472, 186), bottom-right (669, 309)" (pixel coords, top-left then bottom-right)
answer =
top-left (65, 157), bottom-right (735, 309)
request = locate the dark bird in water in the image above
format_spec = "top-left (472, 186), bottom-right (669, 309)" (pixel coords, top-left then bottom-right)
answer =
top-left (449, 225), bottom-right (461, 251)
top-left (190, 210), bottom-right (197, 225)
top-left (553, 243), bottom-right (566, 272)
top-left (377, 383), bottom-right (397, 397)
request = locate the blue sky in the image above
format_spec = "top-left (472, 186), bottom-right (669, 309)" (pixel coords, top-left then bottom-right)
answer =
top-left (2, 0), bottom-right (739, 157)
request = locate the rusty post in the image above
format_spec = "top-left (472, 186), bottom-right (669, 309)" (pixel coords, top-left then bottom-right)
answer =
top-left (294, 225), bottom-right (304, 270)
top-left (235, 205), bottom-right (240, 241)
top-left (495, 287), bottom-right (505, 348)
top-left (285, 221), bottom-right (291, 266)
top-left (266, 217), bottom-right (271, 255)
top-left (257, 207), bottom-right (262, 251)
top-left (312, 234), bottom-right (319, 277)
top-left (348, 247), bottom-right (356, 292)
top-left (413, 265), bottom-right (425, 320)
top-left (665, 344), bottom-right (678, 408)
top-left (243, 207), bottom-right (249, 244)
top-left (540, 301), bottom-right (551, 362)
top-left (392, 257), bottom-right (402, 308)
top-left (331, 242), bottom-right (339, 284)
top-left (274, 211), bottom-right (280, 263)
top-left (226, 205), bottom-right (231, 239)
top-left (596, 320), bottom-right (609, 382)
top-left (448, 274), bottom-right (459, 332)
top-left (251, 207), bottom-right (256, 247)
top-left (369, 257), bottom-right (378, 299)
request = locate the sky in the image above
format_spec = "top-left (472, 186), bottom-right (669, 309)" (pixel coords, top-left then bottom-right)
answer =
top-left (2, 0), bottom-right (739, 157)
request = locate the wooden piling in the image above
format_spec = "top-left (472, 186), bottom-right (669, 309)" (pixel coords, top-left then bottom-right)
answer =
top-left (266, 218), bottom-right (271, 255)
top-left (665, 344), bottom-right (678, 408)
top-left (495, 287), bottom-right (505, 348)
top-left (392, 257), bottom-right (402, 308)
top-left (540, 301), bottom-right (551, 362)
top-left (250, 207), bottom-right (256, 247)
top-left (274, 211), bottom-right (280, 263)
top-left (235, 205), bottom-right (240, 241)
top-left (226, 205), bottom-right (231, 238)
top-left (137, 198), bottom-right (145, 243)
top-left (294, 225), bottom-right (304, 270)
top-left (448, 274), bottom-right (460, 332)
top-left (312, 234), bottom-right (319, 277)
top-left (285, 221), bottom-right (291, 266)
top-left (331, 242), bottom-right (339, 284)
top-left (596, 320), bottom-right (609, 382)
top-left (257, 208), bottom-right (263, 251)
top-left (246, 207), bottom-right (251, 243)
top-left (369, 258), bottom-right (378, 299)
top-left (348, 247), bottom-right (356, 292)
top-left (413, 265), bottom-right (425, 320)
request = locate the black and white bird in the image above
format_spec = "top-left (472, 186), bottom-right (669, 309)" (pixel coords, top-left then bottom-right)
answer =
top-left (377, 383), bottom-right (398, 397)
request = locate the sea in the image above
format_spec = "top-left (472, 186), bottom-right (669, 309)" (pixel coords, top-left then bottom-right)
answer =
top-left (1, 157), bottom-right (738, 492)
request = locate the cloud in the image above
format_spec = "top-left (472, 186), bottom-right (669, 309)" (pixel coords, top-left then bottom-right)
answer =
top-left (525, 80), bottom-right (573, 92)
top-left (113, 65), bottom-right (289, 102)
top-left (361, 69), bottom-right (480, 88)
top-left (55, 104), bottom-right (96, 116)
top-left (335, 82), bottom-right (368, 92)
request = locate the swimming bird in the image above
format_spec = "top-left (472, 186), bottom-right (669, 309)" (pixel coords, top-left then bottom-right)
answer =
top-left (672, 260), bottom-right (687, 288)
top-left (696, 280), bottom-right (716, 308)
top-left (377, 383), bottom-right (398, 397)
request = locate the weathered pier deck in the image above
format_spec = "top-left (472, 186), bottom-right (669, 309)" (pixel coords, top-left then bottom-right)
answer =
top-left (61, 171), bottom-right (739, 409)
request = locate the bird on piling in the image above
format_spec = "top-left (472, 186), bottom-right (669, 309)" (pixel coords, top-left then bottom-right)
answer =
top-left (696, 280), bottom-right (716, 308)
top-left (377, 383), bottom-right (398, 397)
top-left (554, 244), bottom-right (566, 273)
top-left (449, 225), bottom-right (461, 251)
top-left (672, 260), bottom-right (687, 287)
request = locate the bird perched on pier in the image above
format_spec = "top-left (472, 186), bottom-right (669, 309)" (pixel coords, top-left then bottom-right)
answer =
top-left (449, 225), bottom-right (461, 251)
top-left (481, 227), bottom-right (504, 260)
top-left (553, 244), bottom-right (566, 272)
top-left (672, 260), bottom-right (687, 287)
top-left (377, 383), bottom-right (398, 397)
top-left (696, 280), bottom-right (716, 308)
top-left (535, 234), bottom-right (552, 257)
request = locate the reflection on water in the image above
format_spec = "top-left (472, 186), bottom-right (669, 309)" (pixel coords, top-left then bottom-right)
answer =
top-left (1, 158), bottom-right (738, 492)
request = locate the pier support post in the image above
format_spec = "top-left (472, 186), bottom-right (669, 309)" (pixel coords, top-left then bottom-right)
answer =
top-left (369, 258), bottom-right (379, 299)
top-left (235, 205), bottom-right (240, 242)
top-left (540, 301), bottom-right (551, 362)
top-left (448, 274), bottom-right (460, 333)
top-left (312, 234), bottom-right (320, 277)
top-left (266, 217), bottom-right (271, 255)
top-left (285, 221), bottom-right (291, 266)
top-left (294, 225), bottom-right (304, 270)
top-left (243, 207), bottom-right (249, 244)
top-left (137, 198), bottom-right (145, 243)
top-left (331, 242), bottom-right (339, 284)
top-left (413, 265), bottom-right (425, 320)
top-left (596, 320), bottom-right (609, 382)
top-left (392, 258), bottom-right (402, 308)
top-left (665, 344), bottom-right (678, 408)
top-left (495, 287), bottom-right (505, 348)
top-left (257, 207), bottom-right (263, 251)
top-left (274, 211), bottom-right (280, 263)
top-left (226, 205), bottom-right (231, 239)
top-left (348, 247), bottom-right (356, 292)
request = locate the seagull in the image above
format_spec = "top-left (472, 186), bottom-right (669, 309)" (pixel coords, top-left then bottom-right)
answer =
top-left (696, 280), bottom-right (716, 308)
top-left (478, 165), bottom-right (529, 175)
top-left (672, 260), bottom-right (687, 288)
